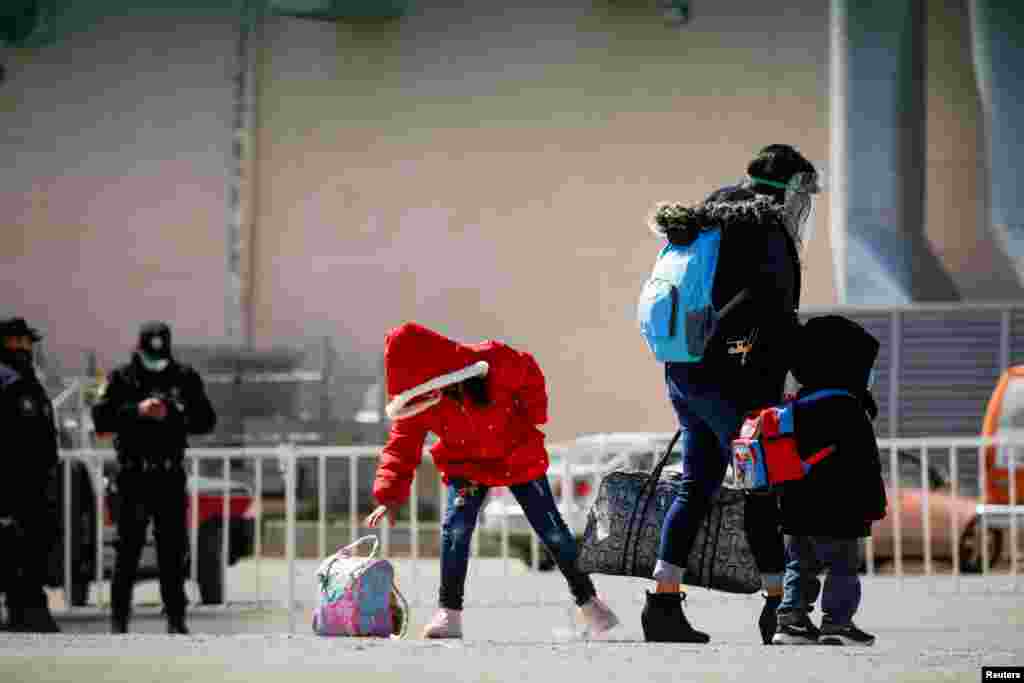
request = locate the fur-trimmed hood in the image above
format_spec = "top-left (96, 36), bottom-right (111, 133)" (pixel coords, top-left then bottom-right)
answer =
top-left (647, 191), bottom-right (788, 245)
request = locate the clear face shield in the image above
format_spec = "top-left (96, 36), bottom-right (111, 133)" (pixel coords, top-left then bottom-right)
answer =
top-left (783, 171), bottom-right (820, 255)
top-left (747, 170), bottom-right (821, 256)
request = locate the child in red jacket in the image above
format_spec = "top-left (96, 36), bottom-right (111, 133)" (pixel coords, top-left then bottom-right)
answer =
top-left (366, 322), bottom-right (619, 639)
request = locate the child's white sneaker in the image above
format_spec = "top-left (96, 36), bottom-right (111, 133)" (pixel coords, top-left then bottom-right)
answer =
top-left (578, 596), bottom-right (620, 637)
top-left (422, 608), bottom-right (463, 639)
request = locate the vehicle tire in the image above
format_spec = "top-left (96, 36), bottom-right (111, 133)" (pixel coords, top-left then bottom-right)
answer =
top-left (197, 525), bottom-right (225, 605)
top-left (959, 517), bottom-right (1004, 573)
top-left (70, 580), bottom-right (90, 607)
top-left (537, 546), bottom-right (556, 572)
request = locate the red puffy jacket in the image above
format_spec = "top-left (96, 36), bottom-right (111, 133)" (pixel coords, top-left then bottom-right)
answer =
top-left (372, 322), bottom-right (550, 507)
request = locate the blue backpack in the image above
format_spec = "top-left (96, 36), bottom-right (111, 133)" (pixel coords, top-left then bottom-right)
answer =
top-left (638, 228), bottom-right (747, 363)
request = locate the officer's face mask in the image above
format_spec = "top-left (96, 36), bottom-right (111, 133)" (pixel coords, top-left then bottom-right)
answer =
top-left (140, 352), bottom-right (170, 373)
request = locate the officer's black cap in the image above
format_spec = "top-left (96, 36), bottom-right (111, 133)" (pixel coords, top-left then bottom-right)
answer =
top-left (138, 321), bottom-right (172, 359)
top-left (0, 317), bottom-right (43, 342)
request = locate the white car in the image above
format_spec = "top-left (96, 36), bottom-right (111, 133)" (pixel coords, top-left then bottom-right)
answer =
top-left (479, 432), bottom-right (682, 569)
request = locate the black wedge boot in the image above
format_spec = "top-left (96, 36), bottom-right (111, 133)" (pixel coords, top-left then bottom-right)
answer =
top-left (641, 591), bottom-right (710, 644)
top-left (759, 594), bottom-right (782, 645)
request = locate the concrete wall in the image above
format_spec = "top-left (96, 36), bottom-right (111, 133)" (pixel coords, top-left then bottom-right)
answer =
top-left (251, 0), bottom-right (833, 439)
top-left (2, 0), bottom-right (1018, 440)
top-left (924, 0), bottom-right (1023, 300)
top-left (1, 4), bottom-right (237, 375)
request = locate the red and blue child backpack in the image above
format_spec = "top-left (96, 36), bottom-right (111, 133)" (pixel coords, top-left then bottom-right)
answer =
top-left (731, 389), bottom-right (853, 490)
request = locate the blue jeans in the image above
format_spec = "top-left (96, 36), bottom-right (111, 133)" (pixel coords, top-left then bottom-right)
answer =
top-left (654, 363), bottom-right (785, 591)
top-left (438, 476), bottom-right (596, 610)
top-left (655, 364), bottom-right (742, 582)
top-left (778, 535), bottom-right (862, 626)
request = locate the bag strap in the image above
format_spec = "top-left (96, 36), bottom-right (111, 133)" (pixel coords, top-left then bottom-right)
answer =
top-left (320, 535), bottom-right (380, 591)
top-left (339, 534), bottom-right (380, 559)
top-left (621, 429), bottom-right (683, 575)
top-left (391, 580), bottom-right (410, 639)
top-left (793, 388), bottom-right (855, 406)
top-left (716, 288), bottom-right (750, 320)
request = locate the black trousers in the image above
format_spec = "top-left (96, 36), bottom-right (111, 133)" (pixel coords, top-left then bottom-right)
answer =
top-left (111, 469), bottom-right (188, 619)
top-left (0, 515), bottom-right (53, 612)
top-left (744, 490), bottom-right (786, 583)
top-left (1, 478), bottom-right (57, 613)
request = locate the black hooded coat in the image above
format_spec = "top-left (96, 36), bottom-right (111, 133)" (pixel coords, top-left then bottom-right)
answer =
top-left (778, 315), bottom-right (889, 539)
top-left (650, 188), bottom-right (802, 405)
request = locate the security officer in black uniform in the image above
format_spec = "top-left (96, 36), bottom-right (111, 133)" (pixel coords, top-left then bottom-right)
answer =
top-left (0, 317), bottom-right (61, 633)
top-left (92, 321), bottom-right (216, 635)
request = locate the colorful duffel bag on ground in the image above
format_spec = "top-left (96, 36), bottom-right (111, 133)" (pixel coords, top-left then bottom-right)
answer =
top-left (731, 389), bottom-right (853, 490)
top-left (312, 535), bottom-right (408, 638)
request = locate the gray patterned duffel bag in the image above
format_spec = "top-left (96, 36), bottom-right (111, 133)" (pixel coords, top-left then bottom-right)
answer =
top-left (576, 430), bottom-right (761, 594)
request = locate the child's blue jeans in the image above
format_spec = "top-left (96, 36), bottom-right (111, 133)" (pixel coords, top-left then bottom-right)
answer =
top-left (438, 476), bottom-right (596, 610)
top-left (778, 535), bottom-right (862, 626)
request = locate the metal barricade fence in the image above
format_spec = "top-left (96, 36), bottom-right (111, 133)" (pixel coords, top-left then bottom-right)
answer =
top-left (53, 433), bottom-right (1023, 629)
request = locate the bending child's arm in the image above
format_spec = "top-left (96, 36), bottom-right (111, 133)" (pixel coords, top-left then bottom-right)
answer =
top-left (371, 413), bottom-right (430, 513)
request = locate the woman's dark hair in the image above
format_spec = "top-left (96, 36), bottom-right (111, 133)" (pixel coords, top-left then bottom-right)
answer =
top-left (746, 144), bottom-right (817, 201)
top-left (442, 375), bottom-right (490, 407)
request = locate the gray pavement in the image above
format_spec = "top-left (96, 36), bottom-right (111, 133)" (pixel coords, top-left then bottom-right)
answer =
top-left (2, 559), bottom-right (1022, 683)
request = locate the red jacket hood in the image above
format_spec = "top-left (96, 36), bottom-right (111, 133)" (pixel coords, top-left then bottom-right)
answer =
top-left (384, 323), bottom-right (487, 419)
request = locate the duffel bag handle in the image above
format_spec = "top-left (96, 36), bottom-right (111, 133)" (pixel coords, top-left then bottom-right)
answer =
top-left (621, 429), bottom-right (683, 575)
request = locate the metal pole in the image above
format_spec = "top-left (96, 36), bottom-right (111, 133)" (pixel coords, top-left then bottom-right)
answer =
top-left (1009, 436), bottom-right (1018, 587)
top-left (190, 454), bottom-right (201, 603)
top-left (222, 454), bottom-right (231, 607)
top-left (890, 312), bottom-right (901, 439)
top-left (1000, 309), bottom-right (1012, 372)
top-left (951, 446), bottom-right (960, 593)
top-left (63, 456), bottom-right (72, 611)
top-left (921, 441), bottom-right (932, 577)
top-left (284, 445), bottom-right (296, 633)
top-left (318, 454), bottom-right (326, 561)
top-left (890, 446), bottom-right (903, 581)
top-left (410, 462), bottom-right (420, 603)
top-left (77, 378), bottom-right (88, 449)
top-left (254, 451), bottom-right (263, 607)
top-left (93, 455), bottom-right (104, 607)
top-left (226, 0), bottom-right (260, 346)
top-left (349, 455), bottom-right (358, 545)
top-left (979, 444), bottom-right (989, 577)
top-left (500, 485), bottom-right (510, 604)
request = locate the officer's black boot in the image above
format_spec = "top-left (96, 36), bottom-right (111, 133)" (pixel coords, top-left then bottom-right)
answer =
top-left (166, 613), bottom-right (189, 635)
top-left (641, 591), bottom-right (710, 644)
top-left (111, 613), bottom-right (129, 634)
top-left (759, 594), bottom-right (782, 645)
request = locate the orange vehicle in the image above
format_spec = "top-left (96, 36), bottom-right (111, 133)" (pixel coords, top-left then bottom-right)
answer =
top-left (871, 367), bottom-right (1024, 572)
top-left (981, 365), bottom-right (1024, 507)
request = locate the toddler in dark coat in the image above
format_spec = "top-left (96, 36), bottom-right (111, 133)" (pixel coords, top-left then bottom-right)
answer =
top-left (773, 315), bottom-right (888, 646)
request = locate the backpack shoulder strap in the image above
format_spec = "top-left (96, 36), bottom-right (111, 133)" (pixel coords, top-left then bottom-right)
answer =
top-left (794, 389), bottom-right (856, 405)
